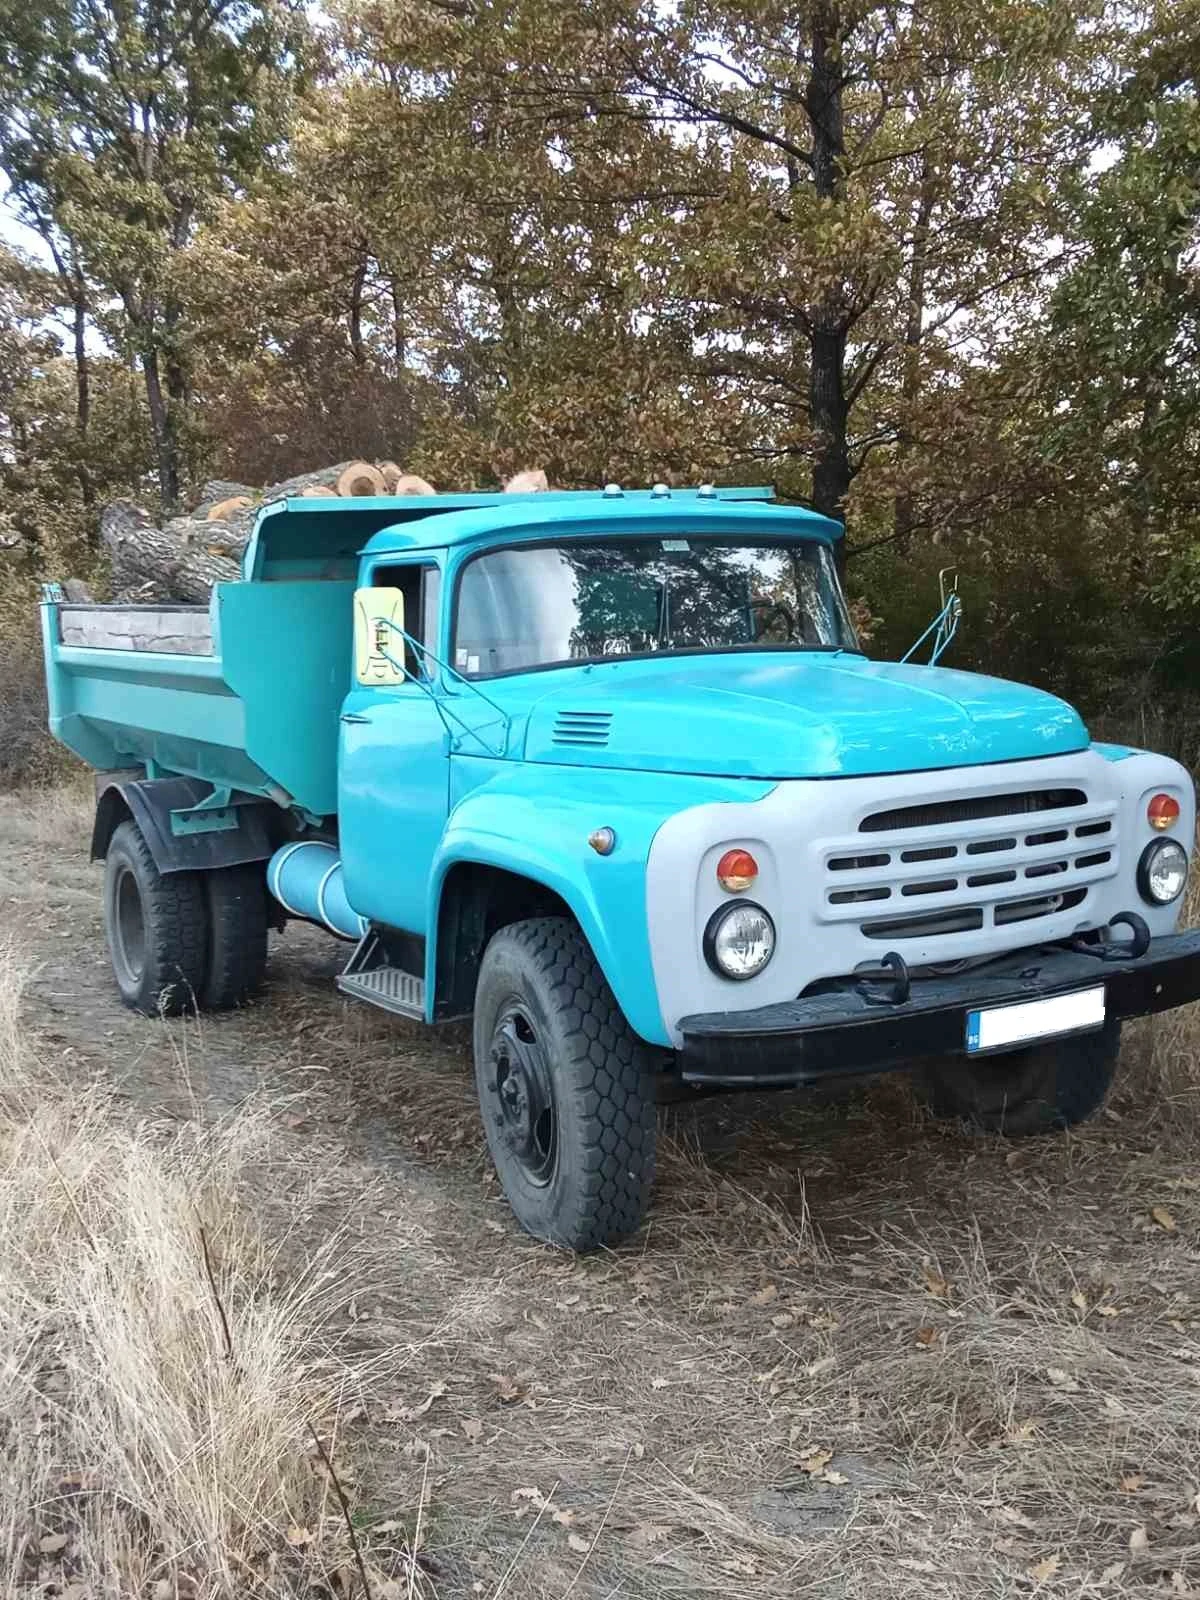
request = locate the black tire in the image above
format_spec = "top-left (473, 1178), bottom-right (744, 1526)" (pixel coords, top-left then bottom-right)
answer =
top-left (102, 819), bottom-right (209, 1016)
top-left (203, 864), bottom-right (269, 1009)
top-left (473, 917), bottom-right (655, 1250)
top-left (921, 1021), bottom-right (1121, 1136)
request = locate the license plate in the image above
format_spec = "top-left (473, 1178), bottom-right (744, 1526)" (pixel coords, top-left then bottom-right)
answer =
top-left (966, 985), bottom-right (1106, 1054)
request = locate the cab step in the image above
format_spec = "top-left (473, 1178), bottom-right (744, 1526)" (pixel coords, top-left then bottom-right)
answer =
top-left (336, 931), bottom-right (425, 1020)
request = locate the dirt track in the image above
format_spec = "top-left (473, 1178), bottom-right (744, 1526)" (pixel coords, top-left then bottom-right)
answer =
top-left (7, 790), bottom-right (1200, 1599)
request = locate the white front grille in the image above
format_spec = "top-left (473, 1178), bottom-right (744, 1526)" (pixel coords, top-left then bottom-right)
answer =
top-left (819, 787), bottom-right (1119, 941)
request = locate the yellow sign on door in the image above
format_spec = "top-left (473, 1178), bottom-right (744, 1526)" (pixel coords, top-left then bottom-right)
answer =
top-left (353, 587), bottom-right (407, 685)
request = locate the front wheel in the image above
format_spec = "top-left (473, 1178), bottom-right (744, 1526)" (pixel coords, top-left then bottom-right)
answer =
top-left (921, 1021), bottom-right (1121, 1136)
top-left (473, 918), bottom-right (655, 1250)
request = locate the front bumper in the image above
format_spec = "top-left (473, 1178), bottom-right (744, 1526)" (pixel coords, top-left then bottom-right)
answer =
top-left (678, 929), bottom-right (1200, 1087)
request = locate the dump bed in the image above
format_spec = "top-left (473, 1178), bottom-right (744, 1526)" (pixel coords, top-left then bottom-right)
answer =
top-left (42, 581), bottom-right (355, 818)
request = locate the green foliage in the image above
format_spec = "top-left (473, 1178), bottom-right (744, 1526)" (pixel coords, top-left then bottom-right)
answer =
top-left (1, 0), bottom-right (1199, 753)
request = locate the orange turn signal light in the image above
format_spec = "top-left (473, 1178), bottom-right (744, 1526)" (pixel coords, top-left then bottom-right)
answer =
top-left (717, 848), bottom-right (758, 893)
top-left (1148, 793), bottom-right (1181, 831)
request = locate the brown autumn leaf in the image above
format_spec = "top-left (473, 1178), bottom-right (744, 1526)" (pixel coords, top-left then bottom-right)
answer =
top-left (799, 1449), bottom-right (833, 1475)
top-left (922, 1262), bottom-right (951, 1299)
top-left (490, 1373), bottom-right (528, 1404)
top-left (1119, 1474), bottom-right (1144, 1493)
top-left (1151, 1206), bottom-right (1177, 1233)
top-left (1027, 1553), bottom-right (1061, 1582)
top-left (749, 1283), bottom-right (778, 1307)
top-left (915, 1325), bottom-right (939, 1347)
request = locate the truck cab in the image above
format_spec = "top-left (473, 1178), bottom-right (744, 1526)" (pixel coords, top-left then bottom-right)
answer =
top-left (41, 485), bottom-right (1200, 1249)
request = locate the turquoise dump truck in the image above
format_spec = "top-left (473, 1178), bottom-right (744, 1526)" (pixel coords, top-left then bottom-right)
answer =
top-left (41, 486), bottom-right (1200, 1248)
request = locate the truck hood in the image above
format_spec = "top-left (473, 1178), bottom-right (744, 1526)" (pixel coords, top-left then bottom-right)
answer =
top-left (514, 653), bottom-right (1089, 779)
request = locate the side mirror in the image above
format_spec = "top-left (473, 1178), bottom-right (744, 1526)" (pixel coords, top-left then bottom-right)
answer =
top-left (901, 568), bottom-right (962, 666)
top-left (354, 586), bottom-right (407, 685)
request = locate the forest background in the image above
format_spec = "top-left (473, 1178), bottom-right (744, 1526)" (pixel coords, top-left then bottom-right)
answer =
top-left (2, 0), bottom-right (1198, 781)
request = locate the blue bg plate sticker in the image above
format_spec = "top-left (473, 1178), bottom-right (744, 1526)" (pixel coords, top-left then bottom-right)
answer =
top-left (966, 985), bottom-right (1106, 1053)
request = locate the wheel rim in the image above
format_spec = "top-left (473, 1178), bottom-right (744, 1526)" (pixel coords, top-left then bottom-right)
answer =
top-left (113, 864), bottom-right (147, 983)
top-left (487, 1003), bottom-right (557, 1186)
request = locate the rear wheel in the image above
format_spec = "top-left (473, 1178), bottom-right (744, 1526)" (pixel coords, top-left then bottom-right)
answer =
top-left (921, 1022), bottom-right (1121, 1136)
top-left (473, 918), bottom-right (655, 1250)
top-left (103, 819), bottom-right (209, 1015)
top-left (203, 864), bottom-right (269, 1009)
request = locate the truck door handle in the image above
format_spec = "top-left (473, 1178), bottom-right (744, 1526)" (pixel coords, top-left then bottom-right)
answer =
top-left (340, 712), bottom-right (372, 725)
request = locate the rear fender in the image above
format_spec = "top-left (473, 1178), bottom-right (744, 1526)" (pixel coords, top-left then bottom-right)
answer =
top-left (91, 774), bottom-right (276, 874)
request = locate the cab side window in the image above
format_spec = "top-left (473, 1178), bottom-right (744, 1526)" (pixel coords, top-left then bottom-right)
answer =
top-left (373, 564), bottom-right (441, 678)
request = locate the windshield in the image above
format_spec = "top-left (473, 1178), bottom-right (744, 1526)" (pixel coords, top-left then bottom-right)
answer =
top-left (453, 537), bottom-right (857, 677)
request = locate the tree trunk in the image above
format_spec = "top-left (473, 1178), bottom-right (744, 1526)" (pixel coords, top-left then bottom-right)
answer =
top-left (141, 346), bottom-right (181, 512)
top-left (805, 6), bottom-right (851, 545)
top-left (894, 166), bottom-right (936, 544)
top-left (350, 250), bottom-right (367, 365)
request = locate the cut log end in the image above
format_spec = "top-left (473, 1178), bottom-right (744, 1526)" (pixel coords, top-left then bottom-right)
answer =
top-left (336, 461), bottom-right (387, 498)
top-left (504, 469), bottom-right (550, 493)
top-left (206, 495), bottom-right (253, 521)
top-left (392, 473), bottom-right (437, 496)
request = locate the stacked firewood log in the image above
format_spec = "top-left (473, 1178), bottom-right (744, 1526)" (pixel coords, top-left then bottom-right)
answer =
top-left (97, 462), bottom-right (549, 604)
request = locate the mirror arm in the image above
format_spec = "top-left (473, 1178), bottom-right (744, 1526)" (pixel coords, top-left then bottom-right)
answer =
top-left (371, 621), bottom-right (510, 757)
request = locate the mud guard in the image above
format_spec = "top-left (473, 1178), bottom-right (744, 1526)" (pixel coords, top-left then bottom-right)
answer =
top-left (91, 773), bottom-right (276, 875)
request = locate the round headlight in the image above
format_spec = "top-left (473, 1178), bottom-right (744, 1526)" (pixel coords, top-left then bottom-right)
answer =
top-left (1138, 839), bottom-right (1188, 905)
top-left (704, 900), bottom-right (776, 980)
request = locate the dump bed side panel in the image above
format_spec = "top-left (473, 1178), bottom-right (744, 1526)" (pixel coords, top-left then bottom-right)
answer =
top-left (218, 580), bottom-right (354, 817)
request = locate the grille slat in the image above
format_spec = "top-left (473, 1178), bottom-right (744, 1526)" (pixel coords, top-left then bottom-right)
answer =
top-left (823, 785), bottom-right (1118, 938)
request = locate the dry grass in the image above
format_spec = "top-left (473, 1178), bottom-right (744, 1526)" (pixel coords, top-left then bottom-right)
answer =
top-left (0, 940), bottom-right (429, 1599)
top-left (0, 790), bottom-right (1198, 1598)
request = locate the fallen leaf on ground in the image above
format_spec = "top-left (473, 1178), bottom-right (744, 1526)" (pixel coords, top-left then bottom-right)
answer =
top-left (567, 1532), bottom-right (590, 1554)
top-left (823, 1470), bottom-right (849, 1485)
top-left (1027, 1553), bottom-right (1061, 1582)
top-left (490, 1374), bottom-right (528, 1404)
top-left (285, 1526), bottom-right (314, 1547)
top-left (1119, 1474), bottom-right (1144, 1493)
top-left (915, 1325), bottom-right (939, 1347)
top-left (1045, 1366), bottom-right (1079, 1391)
top-left (1099, 1563), bottom-right (1125, 1584)
top-left (922, 1262), bottom-right (951, 1299)
top-left (38, 1533), bottom-right (69, 1555)
top-left (806, 1354), bottom-right (837, 1377)
top-left (799, 1449), bottom-right (833, 1475)
top-left (1070, 1289), bottom-right (1088, 1312)
top-left (650, 1376), bottom-right (669, 1390)
top-left (996, 1505), bottom-right (1036, 1529)
top-left (749, 1283), bottom-right (778, 1307)
top-left (1129, 1525), bottom-right (1150, 1554)
top-left (1152, 1206), bottom-right (1177, 1233)
top-left (1097, 1304), bottom-right (1121, 1318)
top-left (461, 1417), bottom-right (483, 1442)
top-left (1005, 1419), bottom-right (1039, 1444)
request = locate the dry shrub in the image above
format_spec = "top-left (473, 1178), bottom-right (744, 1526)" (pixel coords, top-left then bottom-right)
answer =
top-left (0, 942), bottom-right (395, 1598)
top-left (0, 603), bottom-right (78, 791)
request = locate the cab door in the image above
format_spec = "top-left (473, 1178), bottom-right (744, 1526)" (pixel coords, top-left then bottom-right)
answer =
top-left (338, 560), bottom-right (448, 936)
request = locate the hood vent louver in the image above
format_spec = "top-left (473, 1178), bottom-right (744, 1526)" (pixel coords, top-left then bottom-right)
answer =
top-left (551, 710), bottom-right (613, 748)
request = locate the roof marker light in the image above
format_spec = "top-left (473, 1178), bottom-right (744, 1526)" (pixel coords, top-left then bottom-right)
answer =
top-left (697, 483), bottom-right (717, 498)
top-left (651, 482), bottom-right (670, 498)
top-left (603, 482), bottom-right (623, 498)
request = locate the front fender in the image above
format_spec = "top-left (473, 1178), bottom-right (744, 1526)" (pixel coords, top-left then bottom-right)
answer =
top-left (431, 760), bottom-right (772, 1046)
